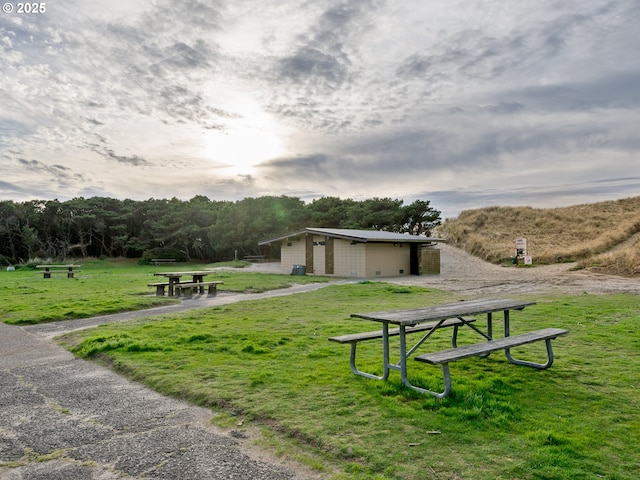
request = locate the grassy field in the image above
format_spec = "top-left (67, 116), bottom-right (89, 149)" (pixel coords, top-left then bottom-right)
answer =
top-left (0, 258), bottom-right (331, 325)
top-left (438, 196), bottom-right (640, 275)
top-left (53, 283), bottom-right (639, 480)
top-left (2, 258), bottom-right (638, 478)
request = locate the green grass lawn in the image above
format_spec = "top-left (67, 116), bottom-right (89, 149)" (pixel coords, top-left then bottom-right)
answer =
top-left (52, 282), bottom-right (639, 480)
top-left (0, 258), bottom-right (332, 324)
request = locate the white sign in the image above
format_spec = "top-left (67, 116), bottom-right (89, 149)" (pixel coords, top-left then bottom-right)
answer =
top-left (515, 238), bottom-right (527, 257)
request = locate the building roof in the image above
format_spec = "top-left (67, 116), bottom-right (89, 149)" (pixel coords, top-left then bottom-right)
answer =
top-left (259, 227), bottom-right (445, 245)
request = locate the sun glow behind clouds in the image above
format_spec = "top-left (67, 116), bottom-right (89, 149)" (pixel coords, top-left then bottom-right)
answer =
top-left (205, 98), bottom-right (284, 176)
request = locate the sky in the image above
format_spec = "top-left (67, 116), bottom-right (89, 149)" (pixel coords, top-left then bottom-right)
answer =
top-left (1, 0), bottom-right (639, 219)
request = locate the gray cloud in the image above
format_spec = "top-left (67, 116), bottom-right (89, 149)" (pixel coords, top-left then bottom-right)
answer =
top-left (105, 150), bottom-right (150, 166)
top-left (274, 1), bottom-right (376, 93)
top-left (17, 159), bottom-right (75, 178)
top-left (481, 103), bottom-right (525, 115)
top-left (260, 154), bottom-right (335, 181)
top-left (278, 46), bottom-right (350, 88)
top-left (506, 70), bottom-right (640, 112)
top-left (0, 0), bottom-right (638, 216)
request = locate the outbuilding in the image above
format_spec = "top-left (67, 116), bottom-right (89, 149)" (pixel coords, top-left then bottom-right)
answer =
top-left (259, 227), bottom-right (445, 277)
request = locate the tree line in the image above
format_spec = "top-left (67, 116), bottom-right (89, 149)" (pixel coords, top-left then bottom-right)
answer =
top-left (0, 195), bottom-right (441, 264)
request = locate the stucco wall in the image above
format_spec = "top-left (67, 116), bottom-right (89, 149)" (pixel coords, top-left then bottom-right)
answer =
top-left (333, 240), bottom-right (366, 277)
top-left (365, 243), bottom-right (411, 277)
top-left (279, 236), bottom-right (411, 277)
top-left (280, 238), bottom-right (305, 274)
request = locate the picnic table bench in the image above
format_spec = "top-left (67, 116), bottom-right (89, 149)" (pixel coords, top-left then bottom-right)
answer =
top-left (415, 327), bottom-right (569, 397)
top-left (329, 317), bottom-right (476, 380)
top-left (36, 264), bottom-right (81, 278)
top-left (335, 299), bottom-right (569, 398)
top-left (174, 281), bottom-right (223, 298)
top-left (148, 282), bottom-right (171, 296)
top-left (244, 255), bottom-right (266, 262)
top-left (151, 258), bottom-right (176, 266)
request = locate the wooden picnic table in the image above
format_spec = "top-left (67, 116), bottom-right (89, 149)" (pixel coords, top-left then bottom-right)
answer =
top-left (335, 298), bottom-right (568, 398)
top-left (36, 264), bottom-right (81, 279)
top-left (152, 271), bottom-right (215, 297)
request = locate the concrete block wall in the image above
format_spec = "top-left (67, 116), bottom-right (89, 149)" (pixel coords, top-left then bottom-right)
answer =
top-left (280, 237), bottom-right (414, 277)
top-left (365, 243), bottom-right (411, 277)
top-left (333, 240), bottom-right (366, 277)
top-left (280, 239), bottom-right (305, 274)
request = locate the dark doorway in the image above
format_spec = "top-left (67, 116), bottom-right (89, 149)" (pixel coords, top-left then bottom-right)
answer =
top-left (410, 243), bottom-right (419, 275)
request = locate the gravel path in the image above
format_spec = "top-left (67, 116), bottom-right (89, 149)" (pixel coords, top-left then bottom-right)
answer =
top-left (387, 243), bottom-right (640, 296)
top-left (2, 247), bottom-right (638, 479)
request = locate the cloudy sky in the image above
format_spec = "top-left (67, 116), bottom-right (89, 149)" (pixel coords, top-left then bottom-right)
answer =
top-left (1, 0), bottom-right (638, 218)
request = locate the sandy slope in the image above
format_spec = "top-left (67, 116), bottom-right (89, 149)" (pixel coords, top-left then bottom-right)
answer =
top-left (384, 243), bottom-right (640, 296)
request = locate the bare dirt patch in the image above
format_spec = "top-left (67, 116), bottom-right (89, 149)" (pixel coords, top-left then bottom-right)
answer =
top-left (385, 244), bottom-right (640, 297)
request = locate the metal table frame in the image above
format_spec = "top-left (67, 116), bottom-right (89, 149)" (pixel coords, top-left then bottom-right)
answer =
top-left (350, 299), bottom-right (537, 395)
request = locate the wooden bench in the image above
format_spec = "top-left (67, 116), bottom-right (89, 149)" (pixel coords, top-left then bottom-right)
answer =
top-left (37, 265), bottom-right (81, 278)
top-left (414, 327), bottom-right (569, 397)
top-left (151, 258), bottom-right (176, 266)
top-left (244, 255), bottom-right (266, 263)
top-left (329, 317), bottom-right (476, 380)
top-left (148, 282), bottom-right (170, 296)
top-left (174, 281), bottom-right (224, 298)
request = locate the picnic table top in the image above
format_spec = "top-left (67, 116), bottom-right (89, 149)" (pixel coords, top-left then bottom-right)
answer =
top-left (153, 271), bottom-right (213, 277)
top-left (36, 264), bottom-right (81, 268)
top-left (351, 298), bottom-right (537, 326)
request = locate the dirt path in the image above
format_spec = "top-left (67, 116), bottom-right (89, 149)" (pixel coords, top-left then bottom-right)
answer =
top-left (386, 243), bottom-right (640, 296)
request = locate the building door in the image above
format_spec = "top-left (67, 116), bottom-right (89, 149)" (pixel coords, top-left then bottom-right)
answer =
top-left (410, 243), bottom-right (419, 275)
top-left (305, 234), bottom-right (314, 273)
top-left (325, 236), bottom-right (334, 274)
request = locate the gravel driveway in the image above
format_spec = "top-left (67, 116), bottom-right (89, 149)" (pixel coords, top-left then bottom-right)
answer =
top-left (2, 245), bottom-right (638, 479)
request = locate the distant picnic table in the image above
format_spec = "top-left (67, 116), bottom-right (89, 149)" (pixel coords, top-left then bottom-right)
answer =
top-left (149, 271), bottom-right (223, 298)
top-left (36, 264), bottom-right (81, 279)
top-left (244, 255), bottom-right (266, 263)
top-left (150, 258), bottom-right (177, 266)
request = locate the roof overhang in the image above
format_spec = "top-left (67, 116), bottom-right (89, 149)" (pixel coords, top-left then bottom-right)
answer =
top-left (259, 228), bottom-right (446, 246)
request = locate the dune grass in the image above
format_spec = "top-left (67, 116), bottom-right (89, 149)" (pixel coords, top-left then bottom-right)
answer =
top-left (58, 283), bottom-right (640, 480)
top-left (577, 235), bottom-right (640, 277)
top-left (438, 196), bottom-right (640, 274)
top-left (0, 258), bottom-right (331, 325)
